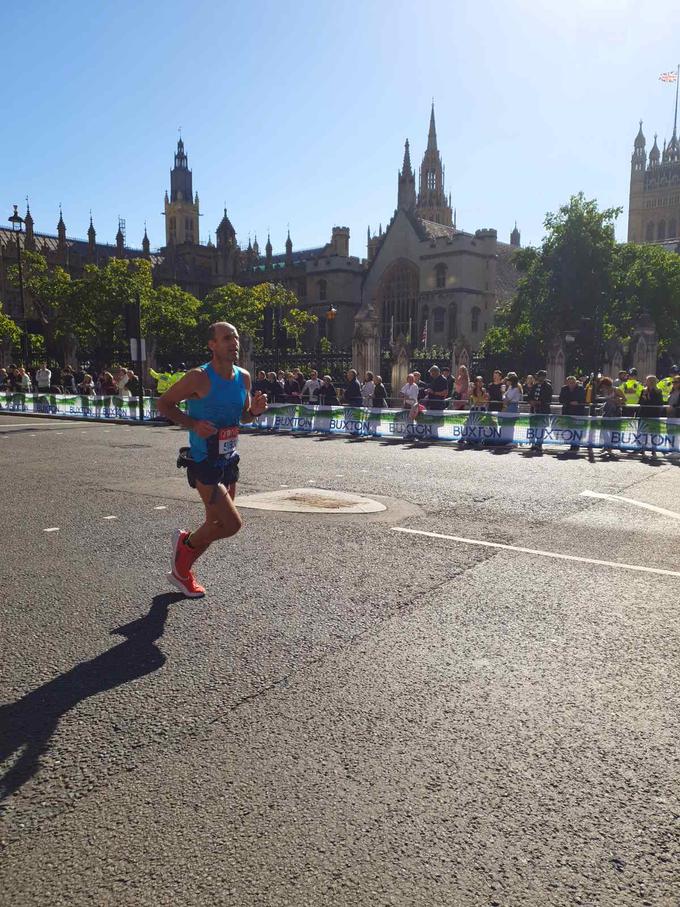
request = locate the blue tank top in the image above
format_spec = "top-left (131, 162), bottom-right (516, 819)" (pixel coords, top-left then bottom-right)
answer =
top-left (188, 363), bottom-right (247, 463)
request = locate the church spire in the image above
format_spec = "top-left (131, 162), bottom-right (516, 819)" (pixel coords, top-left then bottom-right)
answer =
top-left (397, 138), bottom-right (416, 211)
top-left (427, 101), bottom-right (437, 151)
top-left (416, 103), bottom-right (452, 226)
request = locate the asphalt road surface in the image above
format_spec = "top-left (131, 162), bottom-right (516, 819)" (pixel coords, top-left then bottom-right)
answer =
top-left (1, 414), bottom-right (679, 906)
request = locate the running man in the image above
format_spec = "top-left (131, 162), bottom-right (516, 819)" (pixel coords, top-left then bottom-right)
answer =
top-left (157, 322), bottom-right (268, 597)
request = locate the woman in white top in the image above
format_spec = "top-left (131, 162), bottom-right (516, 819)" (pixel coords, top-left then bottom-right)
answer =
top-left (503, 371), bottom-right (523, 413)
top-left (115, 367), bottom-right (131, 398)
top-left (361, 371), bottom-right (375, 407)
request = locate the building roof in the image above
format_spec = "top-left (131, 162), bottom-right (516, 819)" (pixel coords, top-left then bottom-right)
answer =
top-left (416, 218), bottom-right (456, 240)
top-left (0, 228), bottom-right (162, 266)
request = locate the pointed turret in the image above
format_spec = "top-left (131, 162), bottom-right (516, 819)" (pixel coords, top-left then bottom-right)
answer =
top-left (57, 207), bottom-right (66, 247)
top-left (165, 135), bottom-right (199, 244)
top-left (510, 223), bottom-right (520, 247)
top-left (631, 120), bottom-right (646, 172)
top-left (142, 224), bottom-right (150, 257)
top-left (216, 207), bottom-right (236, 251)
top-left (116, 218), bottom-right (125, 256)
top-left (649, 134), bottom-right (660, 166)
top-left (285, 229), bottom-right (293, 265)
top-left (265, 232), bottom-right (272, 267)
top-left (253, 234), bottom-right (259, 256)
top-left (87, 212), bottom-right (96, 260)
top-left (397, 138), bottom-right (416, 211)
top-left (24, 201), bottom-right (35, 250)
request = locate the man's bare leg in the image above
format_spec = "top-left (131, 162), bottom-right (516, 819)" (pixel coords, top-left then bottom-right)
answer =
top-left (186, 479), bottom-right (242, 560)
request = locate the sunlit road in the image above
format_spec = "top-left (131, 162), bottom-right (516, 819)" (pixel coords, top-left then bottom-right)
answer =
top-left (1, 414), bottom-right (679, 906)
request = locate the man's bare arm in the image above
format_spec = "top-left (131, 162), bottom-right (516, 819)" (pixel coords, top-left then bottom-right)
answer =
top-left (157, 370), bottom-right (213, 435)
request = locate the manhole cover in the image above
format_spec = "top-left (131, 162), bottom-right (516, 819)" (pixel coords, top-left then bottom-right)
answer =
top-left (237, 487), bottom-right (386, 513)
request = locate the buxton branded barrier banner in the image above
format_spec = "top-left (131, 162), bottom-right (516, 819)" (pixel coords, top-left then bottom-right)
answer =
top-left (245, 403), bottom-right (680, 453)
top-left (0, 392), bottom-right (161, 421)
top-left (2, 394), bottom-right (679, 452)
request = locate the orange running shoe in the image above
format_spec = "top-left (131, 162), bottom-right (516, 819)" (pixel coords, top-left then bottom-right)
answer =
top-left (167, 570), bottom-right (206, 598)
top-left (171, 528), bottom-right (196, 579)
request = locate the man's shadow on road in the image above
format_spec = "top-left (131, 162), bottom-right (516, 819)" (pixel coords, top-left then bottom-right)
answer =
top-left (0, 592), bottom-right (181, 804)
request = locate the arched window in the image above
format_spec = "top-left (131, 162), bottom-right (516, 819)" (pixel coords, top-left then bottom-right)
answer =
top-left (658, 220), bottom-right (666, 241)
top-left (669, 218), bottom-right (677, 239)
top-left (318, 279), bottom-right (327, 301)
top-left (378, 260), bottom-right (419, 343)
top-left (433, 306), bottom-right (445, 333)
top-left (471, 306), bottom-right (481, 333)
top-left (427, 170), bottom-right (435, 190)
top-left (435, 264), bottom-right (447, 288)
top-left (645, 222), bottom-right (654, 241)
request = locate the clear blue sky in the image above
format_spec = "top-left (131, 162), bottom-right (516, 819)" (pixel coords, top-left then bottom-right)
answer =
top-left (2, 0), bottom-right (679, 256)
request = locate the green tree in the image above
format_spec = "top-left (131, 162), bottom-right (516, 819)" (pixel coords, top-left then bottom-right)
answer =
top-left (0, 303), bottom-right (22, 350)
top-left (69, 258), bottom-right (154, 364)
top-left (200, 282), bottom-right (315, 351)
top-left (482, 193), bottom-right (621, 370)
top-left (143, 284), bottom-right (202, 365)
top-left (609, 242), bottom-right (680, 354)
top-left (8, 251), bottom-right (74, 358)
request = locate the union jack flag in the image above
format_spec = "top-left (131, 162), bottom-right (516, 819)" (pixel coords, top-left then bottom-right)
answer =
top-left (659, 71), bottom-right (678, 82)
top-left (421, 320), bottom-right (428, 348)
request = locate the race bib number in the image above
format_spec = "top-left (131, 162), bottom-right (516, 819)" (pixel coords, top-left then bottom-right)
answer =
top-left (218, 427), bottom-right (239, 456)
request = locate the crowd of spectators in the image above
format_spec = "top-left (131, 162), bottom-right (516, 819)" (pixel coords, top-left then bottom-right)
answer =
top-left (2, 361), bottom-right (679, 423)
top-left (0, 362), bottom-right (141, 398)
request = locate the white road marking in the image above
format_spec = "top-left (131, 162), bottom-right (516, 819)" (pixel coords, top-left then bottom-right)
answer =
top-left (391, 526), bottom-right (680, 580)
top-left (581, 490), bottom-right (680, 522)
top-left (280, 484), bottom-right (289, 487)
top-left (103, 515), bottom-right (118, 520)
top-left (0, 422), bottom-right (57, 428)
top-left (43, 527), bottom-right (60, 533)
top-left (154, 506), bottom-right (167, 510)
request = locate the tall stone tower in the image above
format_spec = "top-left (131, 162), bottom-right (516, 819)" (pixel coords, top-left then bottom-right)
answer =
top-left (164, 137), bottom-right (200, 246)
top-left (627, 116), bottom-right (680, 244)
top-left (416, 103), bottom-right (453, 226)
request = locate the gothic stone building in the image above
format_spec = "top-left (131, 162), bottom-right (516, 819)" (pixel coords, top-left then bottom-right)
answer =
top-left (628, 120), bottom-right (680, 252)
top-left (1, 106), bottom-right (519, 356)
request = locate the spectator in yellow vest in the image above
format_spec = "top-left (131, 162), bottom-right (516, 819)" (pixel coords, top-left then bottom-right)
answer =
top-left (621, 368), bottom-right (644, 410)
top-left (658, 365), bottom-right (679, 403)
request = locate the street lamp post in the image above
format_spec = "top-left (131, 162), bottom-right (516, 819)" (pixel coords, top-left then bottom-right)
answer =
top-left (273, 303), bottom-right (281, 374)
top-left (325, 304), bottom-right (337, 348)
top-left (8, 205), bottom-right (29, 364)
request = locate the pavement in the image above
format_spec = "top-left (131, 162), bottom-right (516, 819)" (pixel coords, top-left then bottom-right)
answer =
top-left (1, 413), bottom-right (679, 906)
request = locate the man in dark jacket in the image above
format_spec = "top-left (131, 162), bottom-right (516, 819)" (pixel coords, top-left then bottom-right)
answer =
top-left (526, 369), bottom-right (553, 452)
top-left (344, 369), bottom-right (363, 406)
top-left (559, 375), bottom-right (586, 452)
